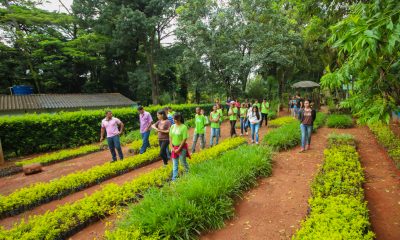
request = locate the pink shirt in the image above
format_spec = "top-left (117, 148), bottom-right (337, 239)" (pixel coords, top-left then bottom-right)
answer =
top-left (140, 111), bottom-right (153, 133)
top-left (101, 117), bottom-right (122, 138)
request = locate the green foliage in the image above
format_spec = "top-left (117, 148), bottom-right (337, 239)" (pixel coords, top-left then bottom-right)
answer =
top-left (130, 135), bottom-right (160, 154)
top-left (326, 114), bottom-right (353, 128)
top-left (368, 122), bottom-right (400, 169)
top-left (313, 112), bottom-right (327, 130)
top-left (268, 116), bottom-right (296, 128)
top-left (263, 121), bottom-right (301, 151)
top-left (106, 145), bottom-right (273, 239)
top-left (293, 135), bottom-right (374, 240)
top-left (327, 133), bottom-right (356, 148)
top-left (0, 104), bottom-right (212, 158)
top-left (0, 137), bottom-right (247, 239)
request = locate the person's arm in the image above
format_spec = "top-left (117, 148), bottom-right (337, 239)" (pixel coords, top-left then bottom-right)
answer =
top-left (158, 122), bottom-right (170, 134)
top-left (100, 127), bottom-right (105, 142)
top-left (118, 122), bottom-right (125, 135)
top-left (298, 110), bottom-right (303, 121)
top-left (312, 110), bottom-right (317, 122)
top-left (145, 114), bottom-right (153, 131)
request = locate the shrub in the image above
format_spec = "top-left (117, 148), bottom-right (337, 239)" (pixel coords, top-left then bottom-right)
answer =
top-left (263, 122), bottom-right (301, 151)
top-left (268, 116), bottom-right (296, 128)
top-left (326, 114), bottom-right (354, 128)
top-left (313, 112), bottom-right (327, 130)
top-left (327, 133), bottom-right (356, 148)
top-left (369, 122), bottom-right (400, 169)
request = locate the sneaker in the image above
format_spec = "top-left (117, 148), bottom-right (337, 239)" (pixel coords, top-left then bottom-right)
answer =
top-left (299, 148), bottom-right (305, 153)
top-left (256, 142), bottom-right (259, 145)
top-left (251, 140), bottom-right (254, 143)
top-left (306, 145), bottom-right (310, 150)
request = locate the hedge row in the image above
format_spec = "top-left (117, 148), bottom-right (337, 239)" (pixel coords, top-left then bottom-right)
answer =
top-left (0, 137), bottom-right (247, 239)
top-left (326, 114), bottom-right (354, 128)
top-left (293, 134), bottom-right (374, 239)
top-left (106, 145), bottom-right (273, 239)
top-left (1, 104), bottom-right (213, 158)
top-left (368, 122), bottom-right (400, 169)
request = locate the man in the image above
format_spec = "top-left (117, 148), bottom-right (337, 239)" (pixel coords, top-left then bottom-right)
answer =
top-left (138, 106), bottom-right (153, 154)
top-left (100, 110), bottom-right (124, 162)
top-left (191, 107), bottom-right (207, 153)
top-left (294, 93), bottom-right (303, 117)
top-left (228, 101), bottom-right (238, 137)
top-left (261, 99), bottom-right (270, 126)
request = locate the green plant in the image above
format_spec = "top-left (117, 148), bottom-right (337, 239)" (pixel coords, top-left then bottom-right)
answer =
top-left (313, 112), bottom-right (327, 130)
top-left (326, 114), bottom-right (354, 128)
top-left (106, 145), bottom-right (273, 239)
top-left (327, 133), bottom-right (356, 148)
top-left (268, 116), bottom-right (296, 128)
top-left (263, 122), bottom-right (301, 151)
top-left (130, 135), bottom-right (160, 154)
top-left (369, 122), bottom-right (400, 169)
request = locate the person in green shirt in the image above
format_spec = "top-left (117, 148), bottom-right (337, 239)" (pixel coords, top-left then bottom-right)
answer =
top-left (239, 103), bottom-right (248, 136)
top-left (209, 105), bottom-right (221, 146)
top-left (216, 103), bottom-right (223, 137)
top-left (169, 112), bottom-right (190, 181)
top-left (261, 99), bottom-right (270, 126)
top-left (228, 101), bottom-right (238, 137)
top-left (253, 99), bottom-right (261, 110)
top-left (191, 107), bottom-right (207, 153)
top-left (200, 108), bottom-right (208, 148)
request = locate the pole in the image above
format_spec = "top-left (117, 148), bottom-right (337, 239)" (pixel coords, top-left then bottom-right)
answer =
top-left (0, 139), bottom-right (4, 166)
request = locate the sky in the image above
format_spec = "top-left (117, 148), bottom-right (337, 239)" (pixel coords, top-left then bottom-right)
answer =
top-left (40, 0), bottom-right (73, 13)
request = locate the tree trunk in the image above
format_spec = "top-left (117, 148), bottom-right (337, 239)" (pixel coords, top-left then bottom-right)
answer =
top-left (0, 139), bottom-right (4, 166)
top-left (145, 33), bottom-right (160, 105)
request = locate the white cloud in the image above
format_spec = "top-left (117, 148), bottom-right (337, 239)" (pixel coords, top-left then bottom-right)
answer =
top-left (39, 0), bottom-right (73, 13)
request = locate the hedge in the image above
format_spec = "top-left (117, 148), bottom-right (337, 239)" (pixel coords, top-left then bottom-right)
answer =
top-left (0, 104), bottom-right (213, 158)
top-left (106, 145), bottom-right (273, 239)
top-left (0, 137), bottom-right (247, 239)
top-left (326, 114), bottom-right (354, 128)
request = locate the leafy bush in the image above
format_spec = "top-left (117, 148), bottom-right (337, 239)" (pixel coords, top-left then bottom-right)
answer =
top-left (0, 104), bottom-right (213, 158)
top-left (0, 137), bottom-right (247, 239)
top-left (293, 134), bottom-right (374, 240)
top-left (268, 116), bottom-right (296, 128)
top-left (369, 122), bottom-right (400, 169)
top-left (327, 133), bottom-right (356, 148)
top-left (263, 122), bottom-right (301, 151)
top-left (130, 135), bottom-right (159, 154)
top-left (313, 112), bottom-right (327, 130)
top-left (106, 145), bottom-right (273, 239)
top-left (326, 114), bottom-right (354, 128)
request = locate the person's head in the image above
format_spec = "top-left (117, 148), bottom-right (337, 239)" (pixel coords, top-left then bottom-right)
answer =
top-left (105, 110), bottom-right (112, 119)
top-left (138, 106), bottom-right (144, 114)
top-left (213, 105), bottom-right (218, 112)
top-left (230, 101), bottom-right (235, 107)
top-left (217, 103), bottom-right (221, 109)
top-left (173, 112), bottom-right (184, 124)
top-left (263, 99), bottom-right (266, 102)
top-left (241, 103), bottom-right (246, 108)
top-left (200, 109), bottom-right (205, 115)
top-left (253, 106), bottom-right (259, 112)
top-left (157, 109), bottom-right (167, 120)
top-left (255, 99), bottom-right (258, 103)
top-left (196, 107), bottom-right (201, 114)
top-left (304, 100), bottom-right (310, 108)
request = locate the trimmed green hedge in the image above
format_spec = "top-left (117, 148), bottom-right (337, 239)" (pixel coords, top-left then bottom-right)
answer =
top-left (369, 122), bottom-right (400, 169)
top-left (106, 145), bottom-right (273, 239)
top-left (293, 134), bottom-right (374, 239)
top-left (0, 104), bottom-right (213, 158)
top-left (326, 114), bottom-right (354, 128)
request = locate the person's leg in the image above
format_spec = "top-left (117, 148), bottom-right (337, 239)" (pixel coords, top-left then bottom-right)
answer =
top-left (210, 128), bottom-right (215, 146)
top-left (265, 114), bottom-right (268, 126)
top-left (159, 140), bottom-right (168, 165)
top-left (300, 124), bottom-right (306, 151)
top-left (261, 113), bottom-right (265, 126)
top-left (215, 128), bottom-right (220, 144)
top-left (255, 123), bottom-right (260, 143)
top-left (172, 157), bottom-right (179, 180)
top-left (140, 131), bottom-right (150, 154)
top-left (107, 137), bottom-right (117, 161)
top-left (250, 123), bottom-right (255, 142)
top-left (191, 133), bottom-right (199, 153)
top-left (306, 125), bottom-right (313, 150)
top-left (232, 120), bottom-right (236, 136)
top-left (179, 149), bottom-right (189, 173)
top-left (199, 134), bottom-right (205, 149)
top-left (245, 118), bottom-right (249, 135)
top-left (229, 120), bottom-right (233, 137)
top-left (203, 127), bottom-right (207, 148)
top-left (240, 117), bottom-right (244, 135)
top-left (114, 135), bottom-right (124, 160)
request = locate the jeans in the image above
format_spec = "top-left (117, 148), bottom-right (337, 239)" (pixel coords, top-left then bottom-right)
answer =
top-left (107, 135), bottom-right (124, 161)
top-left (159, 140), bottom-right (169, 165)
top-left (191, 133), bottom-right (205, 153)
top-left (261, 113), bottom-right (268, 126)
top-left (240, 117), bottom-right (247, 134)
top-left (140, 130), bottom-right (151, 154)
top-left (250, 123), bottom-right (260, 142)
top-left (230, 120), bottom-right (237, 137)
top-left (210, 128), bottom-right (220, 146)
top-left (172, 149), bottom-right (189, 180)
top-left (300, 124), bottom-right (313, 148)
top-left (294, 106), bottom-right (300, 118)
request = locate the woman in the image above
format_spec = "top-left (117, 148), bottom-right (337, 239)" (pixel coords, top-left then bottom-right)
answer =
top-left (169, 112), bottom-right (190, 180)
top-left (228, 101), bottom-right (238, 137)
top-left (240, 102), bottom-right (248, 136)
top-left (200, 108), bottom-right (208, 148)
top-left (151, 110), bottom-right (171, 166)
top-left (248, 105), bottom-right (261, 144)
top-left (298, 100), bottom-right (316, 152)
top-left (209, 105), bottom-right (221, 146)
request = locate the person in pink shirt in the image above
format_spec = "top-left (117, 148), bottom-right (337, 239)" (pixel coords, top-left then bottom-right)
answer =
top-left (138, 106), bottom-right (153, 154)
top-left (100, 110), bottom-right (125, 162)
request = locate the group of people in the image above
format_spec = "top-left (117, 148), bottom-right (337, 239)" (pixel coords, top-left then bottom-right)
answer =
top-left (99, 99), bottom-right (272, 181)
top-left (289, 93), bottom-right (317, 153)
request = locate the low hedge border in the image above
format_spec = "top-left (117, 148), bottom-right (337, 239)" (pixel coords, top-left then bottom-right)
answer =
top-left (292, 134), bottom-right (374, 239)
top-left (0, 137), bottom-right (247, 240)
top-left (326, 114), bottom-right (354, 128)
top-left (105, 145), bottom-right (273, 239)
top-left (368, 122), bottom-right (400, 169)
top-left (268, 116), bottom-right (296, 128)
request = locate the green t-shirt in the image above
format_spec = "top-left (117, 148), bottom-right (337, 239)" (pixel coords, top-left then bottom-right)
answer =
top-left (261, 102), bottom-right (269, 114)
top-left (240, 108), bottom-right (247, 118)
top-left (217, 109), bottom-right (223, 122)
top-left (229, 107), bottom-right (238, 121)
top-left (169, 124), bottom-right (189, 146)
top-left (210, 112), bottom-right (220, 128)
top-left (194, 114), bottom-right (207, 134)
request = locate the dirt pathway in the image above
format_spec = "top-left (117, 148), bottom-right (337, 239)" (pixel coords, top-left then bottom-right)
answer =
top-left (202, 127), bottom-right (329, 240)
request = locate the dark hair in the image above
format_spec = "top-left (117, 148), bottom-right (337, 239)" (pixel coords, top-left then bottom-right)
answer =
top-left (173, 112), bottom-right (185, 124)
top-left (157, 109), bottom-right (167, 120)
top-left (253, 106), bottom-right (261, 120)
top-left (105, 110), bottom-right (112, 115)
top-left (138, 106), bottom-right (144, 111)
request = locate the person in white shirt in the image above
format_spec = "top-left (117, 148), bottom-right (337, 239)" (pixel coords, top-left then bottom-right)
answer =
top-left (100, 110), bottom-right (124, 162)
top-left (248, 105), bottom-right (261, 144)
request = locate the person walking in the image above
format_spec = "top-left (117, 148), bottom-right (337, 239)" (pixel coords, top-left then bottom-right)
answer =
top-left (253, 99), bottom-right (261, 110)
top-left (290, 96), bottom-right (295, 118)
top-left (191, 107), bottom-right (207, 153)
top-left (151, 110), bottom-right (171, 166)
top-left (298, 100), bottom-right (316, 153)
top-left (100, 110), bottom-right (124, 162)
top-left (261, 99), bottom-right (270, 127)
top-left (200, 108), bottom-right (208, 148)
top-left (209, 105), bottom-right (221, 146)
top-left (169, 112), bottom-right (190, 181)
top-left (228, 101), bottom-right (238, 137)
top-left (240, 103), bottom-right (248, 136)
top-left (217, 103), bottom-right (223, 137)
top-left (248, 105), bottom-right (261, 144)
top-left (138, 106), bottom-right (153, 154)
